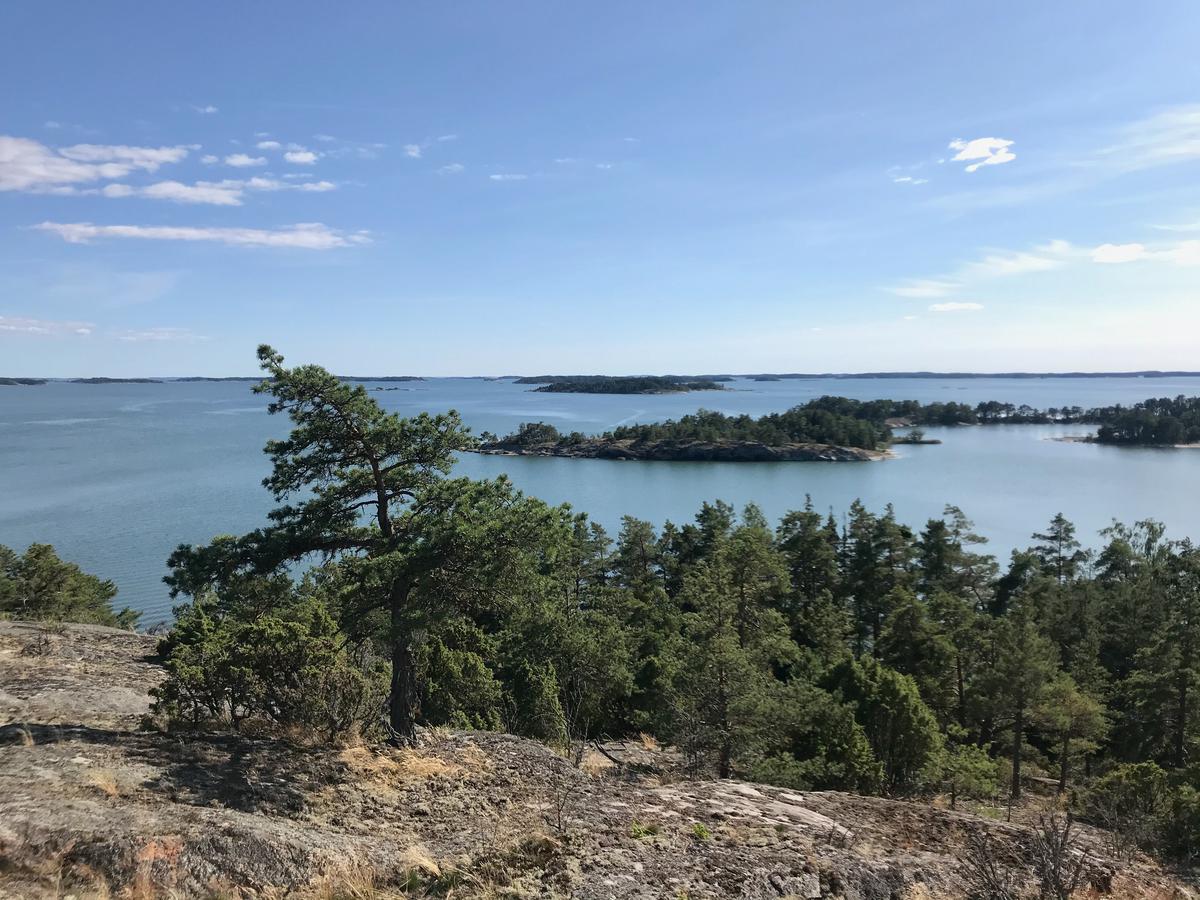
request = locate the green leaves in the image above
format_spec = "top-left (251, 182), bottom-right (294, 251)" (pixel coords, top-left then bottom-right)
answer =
top-left (0, 542), bottom-right (138, 629)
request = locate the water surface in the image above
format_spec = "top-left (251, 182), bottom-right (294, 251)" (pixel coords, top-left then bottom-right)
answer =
top-left (3, 376), bottom-right (1198, 622)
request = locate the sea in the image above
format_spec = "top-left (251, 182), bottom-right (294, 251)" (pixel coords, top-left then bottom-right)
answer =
top-left (3, 375), bottom-right (1199, 623)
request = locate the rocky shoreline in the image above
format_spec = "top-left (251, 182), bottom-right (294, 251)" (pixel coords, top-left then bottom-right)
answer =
top-left (475, 438), bottom-right (890, 462)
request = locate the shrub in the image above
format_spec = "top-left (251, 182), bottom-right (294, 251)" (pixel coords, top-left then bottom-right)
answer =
top-left (0, 543), bottom-right (139, 629)
top-left (152, 581), bottom-right (387, 740)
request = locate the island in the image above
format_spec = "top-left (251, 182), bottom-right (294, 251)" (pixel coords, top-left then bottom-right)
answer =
top-left (0, 377), bottom-right (47, 386)
top-left (69, 377), bottom-right (163, 384)
top-left (475, 401), bottom-right (894, 461)
top-left (475, 393), bottom-right (1200, 461)
top-left (517, 375), bottom-right (728, 394)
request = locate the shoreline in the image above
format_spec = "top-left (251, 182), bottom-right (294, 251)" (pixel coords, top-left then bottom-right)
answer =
top-left (473, 438), bottom-right (892, 462)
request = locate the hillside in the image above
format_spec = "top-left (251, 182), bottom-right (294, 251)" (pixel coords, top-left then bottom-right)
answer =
top-left (0, 622), bottom-right (1194, 899)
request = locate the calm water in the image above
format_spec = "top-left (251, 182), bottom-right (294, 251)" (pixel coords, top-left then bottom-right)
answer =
top-left (3, 375), bottom-right (1200, 623)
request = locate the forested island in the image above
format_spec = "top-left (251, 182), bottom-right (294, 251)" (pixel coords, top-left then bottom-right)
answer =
top-left (517, 374), bottom-right (728, 394)
top-left (478, 394), bottom-right (1200, 461)
top-left (0, 377), bottom-right (46, 385)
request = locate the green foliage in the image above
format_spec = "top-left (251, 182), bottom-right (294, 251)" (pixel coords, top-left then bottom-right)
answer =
top-left (629, 819), bottom-right (660, 838)
top-left (691, 822), bottom-right (712, 841)
top-left (824, 656), bottom-right (944, 794)
top-left (0, 543), bottom-right (139, 629)
top-left (940, 740), bottom-right (1000, 808)
top-left (152, 576), bottom-right (388, 739)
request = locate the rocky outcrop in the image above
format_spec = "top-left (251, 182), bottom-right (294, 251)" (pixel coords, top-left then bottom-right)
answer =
top-left (0, 622), bottom-right (1193, 899)
top-left (477, 438), bottom-right (889, 462)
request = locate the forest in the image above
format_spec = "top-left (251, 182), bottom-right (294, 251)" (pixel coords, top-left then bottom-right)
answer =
top-left (488, 393), bottom-right (1200, 451)
top-left (5, 349), bottom-right (1200, 865)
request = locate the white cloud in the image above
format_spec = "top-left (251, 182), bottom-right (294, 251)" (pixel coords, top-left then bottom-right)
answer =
top-left (44, 120), bottom-right (62, 129)
top-left (1092, 242), bottom-right (1147, 264)
top-left (35, 221), bottom-right (370, 250)
top-left (887, 241), bottom-right (1073, 299)
top-left (437, 163), bottom-right (465, 175)
top-left (437, 134), bottom-right (458, 142)
top-left (115, 327), bottom-right (206, 342)
top-left (892, 175), bottom-right (928, 185)
top-left (224, 153), bottom-right (266, 167)
top-left (200, 154), bottom-right (218, 165)
top-left (889, 279), bottom-right (962, 299)
top-left (403, 144), bottom-right (423, 159)
top-left (929, 302), bottom-right (984, 312)
top-left (962, 244), bottom-right (1066, 278)
top-left (948, 137), bottom-right (1016, 172)
top-left (0, 315), bottom-right (94, 336)
top-left (1088, 239), bottom-right (1200, 267)
top-left (193, 105), bottom-right (219, 114)
top-left (489, 173), bottom-right (527, 182)
top-left (284, 150), bottom-right (318, 164)
top-left (92, 176), bottom-right (338, 206)
top-left (140, 180), bottom-right (244, 205)
top-left (1167, 241), bottom-right (1200, 266)
top-left (0, 136), bottom-right (189, 192)
top-left (59, 143), bottom-right (189, 170)
top-left (256, 140), bottom-right (282, 150)
top-left (596, 162), bottom-right (614, 170)
top-left (1100, 105), bottom-right (1200, 172)
top-left (314, 133), bottom-right (336, 142)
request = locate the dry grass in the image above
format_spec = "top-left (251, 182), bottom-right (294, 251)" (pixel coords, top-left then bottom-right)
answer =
top-left (338, 746), bottom-right (464, 789)
top-left (399, 845), bottom-right (441, 880)
top-left (638, 732), bottom-right (659, 751)
top-left (579, 748), bottom-right (614, 776)
top-left (14, 725), bottom-right (35, 747)
top-left (87, 768), bottom-right (123, 798)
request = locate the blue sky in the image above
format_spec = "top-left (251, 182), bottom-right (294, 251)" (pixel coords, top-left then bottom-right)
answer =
top-left (3, 1), bottom-right (1200, 376)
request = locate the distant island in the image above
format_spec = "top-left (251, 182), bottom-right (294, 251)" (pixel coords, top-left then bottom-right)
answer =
top-left (476, 393), bottom-right (1200, 461)
top-left (520, 375), bottom-right (729, 394)
top-left (0, 377), bottom-right (47, 386)
top-left (70, 377), bottom-right (163, 384)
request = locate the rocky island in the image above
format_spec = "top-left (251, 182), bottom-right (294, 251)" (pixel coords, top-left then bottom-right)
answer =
top-left (476, 402), bottom-right (895, 462)
top-left (516, 375), bottom-right (729, 394)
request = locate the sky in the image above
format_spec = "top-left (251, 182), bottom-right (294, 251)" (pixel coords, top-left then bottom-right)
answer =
top-left (2, 2), bottom-right (1200, 377)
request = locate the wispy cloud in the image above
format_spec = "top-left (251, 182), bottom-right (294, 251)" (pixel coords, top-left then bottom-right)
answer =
top-left (489, 173), bottom-right (527, 182)
top-left (437, 163), bottom-right (465, 175)
top-left (892, 175), bottom-right (928, 185)
top-left (224, 153), bottom-right (266, 167)
top-left (929, 302), bottom-right (984, 312)
top-left (948, 137), bottom-right (1016, 172)
top-left (887, 241), bottom-right (1073, 298)
top-left (0, 315), bottom-right (95, 336)
top-left (94, 176), bottom-right (337, 206)
top-left (1091, 239), bottom-right (1200, 266)
top-left (35, 222), bottom-right (370, 250)
top-left (284, 149), bottom-right (318, 164)
top-left (0, 136), bottom-right (191, 192)
top-left (115, 326), bottom-right (207, 342)
top-left (1098, 105), bottom-right (1200, 172)
top-left (888, 279), bottom-right (962, 299)
top-left (403, 144), bottom-right (423, 159)
top-left (193, 104), bottom-right (219, 115)
top-left (256, 140), bottom-right (281, 150)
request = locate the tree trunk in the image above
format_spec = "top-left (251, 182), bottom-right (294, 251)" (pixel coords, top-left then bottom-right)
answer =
top-left (1174, 670), bottom-right (1188, 770)
top-left (1058, 734), bottom-right (1070, 794)
top-left (1010, 705), bottom-right (1023, 802)
top-left (388, 583), bottom-right (418, 744)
